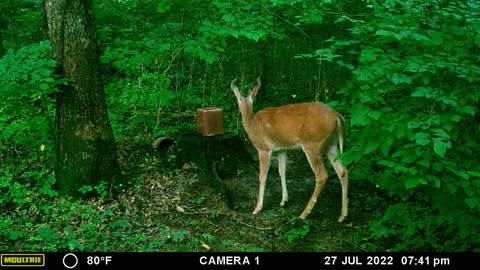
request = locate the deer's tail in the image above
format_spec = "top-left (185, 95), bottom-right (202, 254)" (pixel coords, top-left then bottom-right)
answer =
top-left (336, 114), bottom-right (345, 154)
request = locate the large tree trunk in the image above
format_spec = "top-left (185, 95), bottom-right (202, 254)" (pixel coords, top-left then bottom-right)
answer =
top-left (45, 0), bottom-right (121, 196)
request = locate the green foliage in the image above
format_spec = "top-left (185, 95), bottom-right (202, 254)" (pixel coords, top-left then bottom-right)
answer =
top-left (94, 0), bottom-right (345, 140)
top-left (100, 39), bottom-right (181, 139)
top-left (370, 203), bottom-right (475, 251)
top-left (160, 226), bottom-right (190, 243)
top-left (0, 40), bottom-right (60, 209)
top-left (0, 40), bottom-right (59, 148)
top-left (2, 0), bottom-right (479, 252)
top-left (0, 0), bottom-right (44, 54)
top-left (284, 220), bottom-right (311, 244)
top-left (78, 181), bottom-right (110, 198)
top-left (318, 0), bottom-right (480, 250)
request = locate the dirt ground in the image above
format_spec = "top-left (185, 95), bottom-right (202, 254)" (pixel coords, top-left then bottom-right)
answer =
top-left (119, 137), bottom-right (382, 252)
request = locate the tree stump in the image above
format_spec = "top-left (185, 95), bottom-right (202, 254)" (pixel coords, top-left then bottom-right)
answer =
top-left (156, 129), bottom-right (256, 207)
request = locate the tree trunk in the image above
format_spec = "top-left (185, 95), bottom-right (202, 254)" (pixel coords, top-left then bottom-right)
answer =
top-left (256, 39), bottom-right (269, 103)
top-left (0, 31), bottom-right (4, 58)
top-left (45, 0), bottom-right (121, 196)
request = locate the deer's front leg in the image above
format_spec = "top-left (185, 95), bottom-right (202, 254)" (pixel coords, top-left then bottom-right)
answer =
top-left (253, 150), bottom-right (271, 215)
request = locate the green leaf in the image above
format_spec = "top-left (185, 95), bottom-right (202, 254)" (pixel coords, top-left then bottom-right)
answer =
top-left (39, 68), bottom-right (51, 77)
top-left (467, 171), bottom-right (480, 178)
top-left (380, 135), bottom-right (394, 155)
top-left (433, 139), bottom-right (448, 157)
top-left (415, 132), bottom-right (430, 146)
top-left (350, 104), bottom-right (370, 126)
top-left (197, 48), bottom-right (216, 64)
top-left (243, 31), bottom-right (261, 42)
top-left (449, 114), bottom-right (461, 122)
top-left (9, 231), bottom-right (24, 240)
top-left (42, 77), bottom-right (55, 83)
top-left (364, 140), bottom-right (380, 154)
top-left (39, 83), bottom-right (49, 90)
top-left (405, 176), bottom-right (425, 189)
top-left (367, 110), bottom-right (381, 120)
top-left (375, 30), bottom-right (395, 38)
top-left (427, 175), bottom-right (441, 188)
top-left (109, 219), bottom-right (131, 228)
top-left (314, 48), bottom-right (341, 62)
top-left (67, 239), bottom-right (85, 251)
top-left (463, 184), bottom-right (476, 197)
top-left (462, 106), bottom-right (476, 115)
top-left (390, 73), bottom-right (412, 85)
top-left (465, 196), bottom-right (480, 209)
top-left (430, 32), bottom-right (444, 45)
top-left (359, 48), bottom-right (383, 63)
top-left (222, 14), bottom-right (235, 23)
top-left (431, 128), bottom-right (449, 140)
top-left (411, 87), bottom-right (431, 98)
top-left (171, 229), bottom-right (190, 243)
top-left (378, 160), bottom-right (396, 168)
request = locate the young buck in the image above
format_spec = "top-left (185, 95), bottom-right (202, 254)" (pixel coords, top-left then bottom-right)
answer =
top-left (231, 78), bottom-right (348, 222)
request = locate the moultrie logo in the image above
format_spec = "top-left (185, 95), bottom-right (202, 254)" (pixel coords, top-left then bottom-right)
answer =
top-left (1, 253), bottom-right (45, 267)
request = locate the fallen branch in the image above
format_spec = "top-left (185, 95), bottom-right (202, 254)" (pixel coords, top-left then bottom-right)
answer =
top-left (231, 215), bottom-right (273, 231)
top-left (174, 203), bottom-right (273, 230)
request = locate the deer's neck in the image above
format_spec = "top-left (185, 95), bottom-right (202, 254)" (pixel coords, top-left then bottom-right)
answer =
top-left (239, 105), bottom-right (255, 135)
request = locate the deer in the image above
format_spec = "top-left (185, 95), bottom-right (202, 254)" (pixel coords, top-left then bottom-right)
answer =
top-left (231, 77), bottom-right (348, 222)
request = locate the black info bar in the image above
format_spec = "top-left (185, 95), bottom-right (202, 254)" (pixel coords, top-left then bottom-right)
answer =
top-left (0, 252), bottom-right (475, 269)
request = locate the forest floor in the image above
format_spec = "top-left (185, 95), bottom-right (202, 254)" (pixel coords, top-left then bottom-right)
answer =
top-left (0, 134), bottom-right (387, 252)
top-left (113, 135), bottom-right (387, 252)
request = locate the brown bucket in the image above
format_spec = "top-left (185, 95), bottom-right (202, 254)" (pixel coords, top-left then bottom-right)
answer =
top-left (196, 108), bottom-right (225, 136)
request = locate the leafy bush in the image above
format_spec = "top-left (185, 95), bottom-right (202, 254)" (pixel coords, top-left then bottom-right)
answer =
top-left (370, 203), bottom-right (473, 251)
top-left (0, 40), bottom-right (59, 149)
top-left (0, 41), bottom-right (62, 207)
top-left (317, 0), bottom-right (480, 251)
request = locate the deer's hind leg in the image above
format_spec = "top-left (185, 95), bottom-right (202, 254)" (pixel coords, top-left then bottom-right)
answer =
top-left (327, 144), bottom-right (349, 223)
top-left (278, 150), bottom-right (288, 207)
top-left (299, 145), bottom-right (328, 219)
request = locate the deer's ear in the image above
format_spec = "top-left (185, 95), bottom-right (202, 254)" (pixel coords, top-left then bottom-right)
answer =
top-left (249, 76), bottom-right (261, 98)
top-left (230, 79), bottom-right (243, 101)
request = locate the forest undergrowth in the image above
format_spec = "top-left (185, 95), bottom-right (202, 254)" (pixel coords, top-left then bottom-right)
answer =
top-left (1, 135), bottom-right (382, 252)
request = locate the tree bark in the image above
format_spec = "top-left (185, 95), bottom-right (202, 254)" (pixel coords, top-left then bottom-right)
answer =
top-left (45, 0), bottom-right (121, 196)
